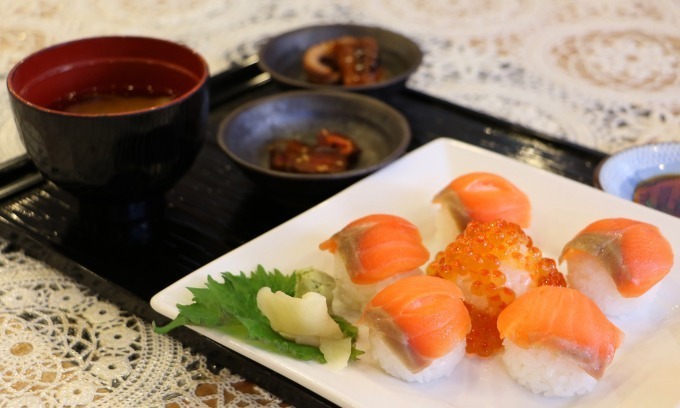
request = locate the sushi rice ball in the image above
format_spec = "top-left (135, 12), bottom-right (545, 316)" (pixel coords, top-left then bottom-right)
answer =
top-left (497, 286), bottom-right (624, 397)
top-left (560, 218), bottom-right (674, 316)
top-left (360, 275), bottom-right (471, 383)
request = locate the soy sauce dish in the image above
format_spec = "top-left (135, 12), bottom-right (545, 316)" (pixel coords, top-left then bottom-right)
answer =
top-left (258, 24), bottom-right (423, 93)
top-left (595, 142), bottom-right (680, 217)
top-left (217, 90), bottom-right (411, 201)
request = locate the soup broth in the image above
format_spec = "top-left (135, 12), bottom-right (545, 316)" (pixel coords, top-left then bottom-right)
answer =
top-left (50, 85), bottom-right (176, 114)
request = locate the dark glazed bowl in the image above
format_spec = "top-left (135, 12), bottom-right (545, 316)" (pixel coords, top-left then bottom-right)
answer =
top-left (258, 24), bottom-right (423, 93)
top-left (217, 90), bottom-right (411, 202)
top-left (7, 36), bottom-right (209, 220)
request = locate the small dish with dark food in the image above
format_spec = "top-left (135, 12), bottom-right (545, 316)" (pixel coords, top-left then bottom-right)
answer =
top-left (595, 141), bottom-right (680, 217)
top-left (258, 24), bottom-right (423, 92)
top-left (217, 90), bottom-right (411, 203)
top-left (268, 128), bottom-right (361, 174)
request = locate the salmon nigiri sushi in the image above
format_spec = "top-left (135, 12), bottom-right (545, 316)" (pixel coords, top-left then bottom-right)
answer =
top-left (360, 275), bottom-right (471, 383)
top-left (433, 172), bottom-right (531, 245)
top-left (559, 218), bottom-right (674, 316)
top-left (497, 286), bottom-right (624, 396)
top-left (319, 214), bottom-right (430, 315)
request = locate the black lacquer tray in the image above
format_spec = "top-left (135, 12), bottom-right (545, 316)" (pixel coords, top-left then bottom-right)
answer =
top-left (0, 62), bottom-right (606, 407)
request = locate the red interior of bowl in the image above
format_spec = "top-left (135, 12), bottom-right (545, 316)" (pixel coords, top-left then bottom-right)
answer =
top-left (8, 36), bottom-right (209, 113)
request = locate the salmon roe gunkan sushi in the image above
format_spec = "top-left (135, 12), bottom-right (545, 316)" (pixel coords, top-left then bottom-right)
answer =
top-left (427, 219), bottom-right (566, 357)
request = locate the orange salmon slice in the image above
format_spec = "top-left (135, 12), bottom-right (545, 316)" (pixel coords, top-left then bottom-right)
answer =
top-left (362, 275), bottom-right (471, 363)
top-left (434, 172), bottom-right (531, 230)
top-left (559, 218), bottom-right (674, 297)
top-left (497, 286), bottom-right (624, 379)
top-left (319, 214), bottom-right (430, 284)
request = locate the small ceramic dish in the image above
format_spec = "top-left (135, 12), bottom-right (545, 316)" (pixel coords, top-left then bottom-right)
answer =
top-left (217, 90), bottom-right (411, 203)
top-left (595, 141), bottom-right (680, 202)
top-left (258, 24), bottom-right (422, 93)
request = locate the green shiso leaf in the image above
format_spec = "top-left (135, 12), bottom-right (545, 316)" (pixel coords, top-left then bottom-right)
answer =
top-left (154, 265), bottom-right (362, 363)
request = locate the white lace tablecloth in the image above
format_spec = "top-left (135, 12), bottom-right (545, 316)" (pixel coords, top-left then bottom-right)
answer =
top-left (0, 241), bottom-right (286, 407)
top-left (2, 0), bottom-right (680, 167)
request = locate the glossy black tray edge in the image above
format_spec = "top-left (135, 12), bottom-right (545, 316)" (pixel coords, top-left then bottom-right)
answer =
top-left (0, 219), bottom-right (337, 408)
top-left (0, 155), bottom-right (42, 201)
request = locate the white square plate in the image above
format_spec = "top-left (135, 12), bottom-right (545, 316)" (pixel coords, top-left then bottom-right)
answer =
top-left (151, 138), bottom-right (680, 408)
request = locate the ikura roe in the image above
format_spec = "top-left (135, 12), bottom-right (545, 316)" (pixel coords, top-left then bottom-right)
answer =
top-left (427, 219), bottom-right (566, 356)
